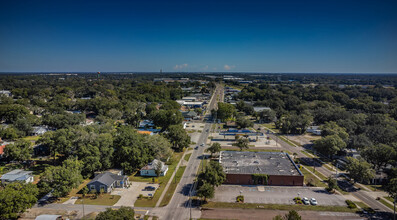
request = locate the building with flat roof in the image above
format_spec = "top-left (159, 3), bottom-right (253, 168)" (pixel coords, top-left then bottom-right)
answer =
top-left (220, 151), bottom-right (304, 186)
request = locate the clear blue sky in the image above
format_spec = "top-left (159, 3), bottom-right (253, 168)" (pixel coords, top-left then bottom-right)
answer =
top-left (1, 0), bottom-right (396, 73)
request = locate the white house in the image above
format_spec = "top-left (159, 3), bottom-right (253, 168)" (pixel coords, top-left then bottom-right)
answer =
top-left (306, 126), bottom-right (322, 135)
top-left (140, 159), bottom-right (168, 177)
top-left (0, 169), bottom-right (34, 184)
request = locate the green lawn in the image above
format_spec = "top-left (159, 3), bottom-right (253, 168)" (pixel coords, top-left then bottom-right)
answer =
top-left (300, 166), bottom-right (327, 187)
top-left (366, 185), bottom-right (383, 192)
top-left (202, 202), bottom-right (355, 212)
top-left (75, 194), bottom-right (121, 206)
top-left (262, 123), bottom-right (279, 133)
top-left (184, 153), bottom-right (192, 162)
top-left (22, 136), bottom-right (40, 142)
top-left (379, 198), bottom-right (394, 210)
top-left (133, 151), bottom-right (184, 207)
top-left (385, 197), bottom-right (394, 203)
top-left (159, 166), bottom-right (187, 206)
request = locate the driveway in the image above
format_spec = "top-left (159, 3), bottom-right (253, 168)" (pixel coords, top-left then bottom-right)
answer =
top-left (213, 185), bottom-right (346, 206)
top-left (111, 182), bottom-right (159, 207)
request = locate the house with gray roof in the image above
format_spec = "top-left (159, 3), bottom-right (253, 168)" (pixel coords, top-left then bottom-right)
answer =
top-left (140, 159), bottom-right (168, 177)
top-left (0, 169), bottom-right (34, 184)
top-left (86, 171), bottom-right (129, 193)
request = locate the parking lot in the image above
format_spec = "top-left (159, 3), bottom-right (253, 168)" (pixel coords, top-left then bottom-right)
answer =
top-left (213, 185), bottom-right (346, 206)
top-left (111, 181), bottom-right (159, 207)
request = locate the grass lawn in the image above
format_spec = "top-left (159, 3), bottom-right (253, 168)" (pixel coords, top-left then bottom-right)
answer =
top-left (385, 197), bottom-right (394, 203)
top-left (278, 136), bottom-right (297, 147)
top-left (379, 198), bottom-right (394, 210)
top-left (75, 194), bottom-right (121, 206)
top-left (202, 202), bottom-right (356, 212)
top-left (300, 166), bottom-right (327, 187)
top-left (300, 150), bottom-right (313, 158)
top-left (184, 153), bottom-right (192, 162)
top-left (56, 179), bottom-right (91, 204)
top-left (159, 166), bottom-right (187, 206)
top-left (22, 136), bottom-right (40, 142)
top-left (366, 185), bottom-right (383, 192)
top-left (133, 151), bottom-right (184, 207)
top-left (262, 123), bottom-right (279, 133)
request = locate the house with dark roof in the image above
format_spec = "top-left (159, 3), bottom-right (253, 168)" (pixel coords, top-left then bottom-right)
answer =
top-left (86, 171), bottom-right (129, 193)
top-left (0, 169), bottom-right (34, 184)
top-left (140, 159), bottom-right (168, 177)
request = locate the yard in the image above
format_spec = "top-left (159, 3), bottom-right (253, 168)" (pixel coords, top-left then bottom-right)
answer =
top-left (159, 166), bottom-right (187, 206)
top-left (75, 194), bottom-right (121, 206)
top-left (133, 151), bottom-right (184, 207)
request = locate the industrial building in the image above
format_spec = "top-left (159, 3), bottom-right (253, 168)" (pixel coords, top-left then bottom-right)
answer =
top-left (220, 151), bottom-right (304, 186)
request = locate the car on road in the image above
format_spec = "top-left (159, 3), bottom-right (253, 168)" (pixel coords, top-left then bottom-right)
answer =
top-left (310, 198), bottom-right (317, 205)
top-left (302, 197), bottom-right (310, 205)
top-left (195, 146), bottom-right (199, 150)
top-left (200, 143), bottom-right (204, 146)
top-left (143, 186), bottom-right (156, 191)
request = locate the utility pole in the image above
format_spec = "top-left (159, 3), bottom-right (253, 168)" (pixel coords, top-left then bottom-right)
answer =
top-left (82, 197), bottom-right (85, 218)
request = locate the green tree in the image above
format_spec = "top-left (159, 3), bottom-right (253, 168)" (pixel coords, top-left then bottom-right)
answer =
top-left (206, 143), bottom-right (221, 157)
top-left (313, 135), bottom-right (346, 158)
top-left (82, 186), bottom-right (89, 198)
top-left (345, 157), bottom-right (375, 184)
top-left (4, 140), bottom-right (32, 163)
top-left (233, 137), bottom-right (249, 151)
top-left (0, 104), bottom-right (29, 123)
top-left (112, 126), bottom-right (150, 173)
top-left (165, 125), bottom-right (191, 152)
top-left (155, 160), bottom-right (163, 177)
top-left (385, 178), bottom-right (397, 218)
top-left (151, 109), bottom-right (183, 130)
top-left (236, 117), bottom-right (253, 128)
top-left (198, 161), bottom-right (226, 187)
top-left (284, 210), bottom-right (302, 220)
top-left (0, 182), bottom-right (39, 220)
top-left (326, 176), bottom-right (337, 192)
top-left (217, 102), bottom-right (236, 122)
top-left (95, 206), bottom-right (135, 220)
top-left (196, 182), bottom-right (215, 201)
top-left (321, 121), bottom-right (349, 141)
top-left (0, 127), bottom-right (19, 140)
top-left (39, 158), bottom-right (83, 197)
top-left (361, 144), bottom-right (396, 171)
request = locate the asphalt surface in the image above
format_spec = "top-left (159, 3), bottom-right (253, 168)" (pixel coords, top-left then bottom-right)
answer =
top-left (156, 84), bottom-right (223, 220)
top-left (262, 128), bottom-right (393, 215)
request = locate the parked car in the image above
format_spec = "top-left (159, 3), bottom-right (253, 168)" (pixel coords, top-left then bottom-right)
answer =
top-left (194, 146), bottom-right (199, 150)
top-left (200, 143), bottom-right (204, 146)
top-left (310, 198), bottom-right (317, 205)
top-left (144, 186), bottom-right (156, 191)
top-left (302, 197), bottom-right (310, 205)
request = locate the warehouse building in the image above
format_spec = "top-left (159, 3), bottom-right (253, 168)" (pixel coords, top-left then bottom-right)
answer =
top-left (220, 151), bottom-right (304, 186)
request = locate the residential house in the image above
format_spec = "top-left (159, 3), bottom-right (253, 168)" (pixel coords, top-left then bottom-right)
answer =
top-left (140, 159), bottom-right (168, 177)
top-left (253, 106), bottom-right (271, 113)
top-left (0, 169), bottom-right (34, 184)
top-left (86, 171), bottom-right (129, 193)
top-left (0, 90), bottom-right (11, 97)
top-left (32, 126), bottom-right (48, 136)
top-left (306, 126), bottom-right (322, 135)
top-left (35, 215), bottom-right (64, 220)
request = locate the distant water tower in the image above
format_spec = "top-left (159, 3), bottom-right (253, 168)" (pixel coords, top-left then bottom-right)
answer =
top-left (97, 71), bottom-right (100, 79)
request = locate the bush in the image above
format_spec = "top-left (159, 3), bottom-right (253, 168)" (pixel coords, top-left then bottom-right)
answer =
top-left (138, 194), bottom-right (143, 199)
top-left (236, 195), bottom-right (244, 203)
top-left (345, 200), bottom-right (357, 209)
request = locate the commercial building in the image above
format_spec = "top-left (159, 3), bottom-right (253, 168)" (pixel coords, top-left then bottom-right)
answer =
top-left (220, 151), bottom-right (304, 186)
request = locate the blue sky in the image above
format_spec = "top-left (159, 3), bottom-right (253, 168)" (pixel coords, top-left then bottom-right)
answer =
top-left (0, 0), bottom-right (396, 73)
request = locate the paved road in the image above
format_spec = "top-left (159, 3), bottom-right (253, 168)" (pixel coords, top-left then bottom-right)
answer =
top-left (154, 85), bottom-right (223, 220)
top-left (261, 127), bottom-right (392, 214)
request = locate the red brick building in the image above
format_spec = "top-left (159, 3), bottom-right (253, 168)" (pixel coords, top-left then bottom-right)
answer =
top-left (220, 151), bottom-right (304, 186)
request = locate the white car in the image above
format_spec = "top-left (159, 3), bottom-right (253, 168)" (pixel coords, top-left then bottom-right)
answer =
top-left (302, 197), bottom-right (310, 205)
top-left (310, 198), bottom-right (317, 205)
top-left (200, 143), bottom-right (205, 146)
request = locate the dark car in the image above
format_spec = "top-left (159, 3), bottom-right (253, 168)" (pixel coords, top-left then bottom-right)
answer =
top-left (144, 186), bottom-right (156, 191)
